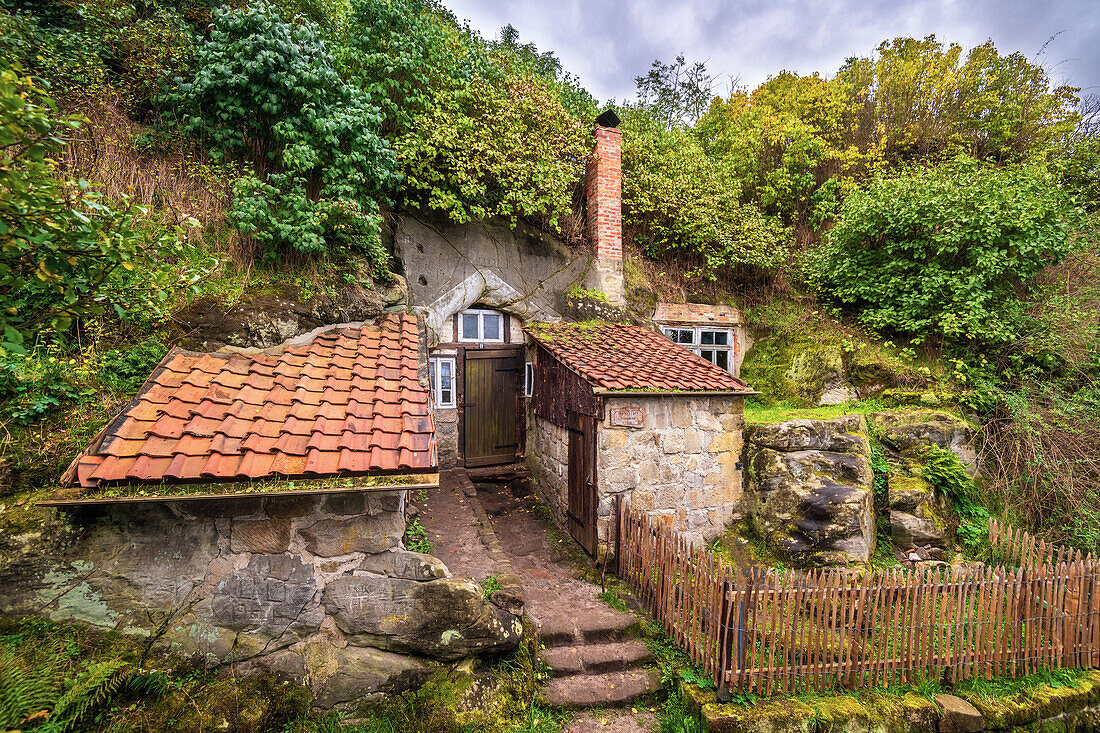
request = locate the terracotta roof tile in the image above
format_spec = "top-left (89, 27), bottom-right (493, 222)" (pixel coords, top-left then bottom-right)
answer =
top-left (525, 322), bottom-right (754, 394)
top-left (66, 314), bottom-right (435, 489)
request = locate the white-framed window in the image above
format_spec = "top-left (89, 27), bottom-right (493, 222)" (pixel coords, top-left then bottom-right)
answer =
top-left (428, 356), bottom-right (456, 408)
top-left (662, 327), bottom-right (734, 373)
top-left (457, 308), bottom-right (505, 343)
top-left (524, 361), bottom-right (534, 397)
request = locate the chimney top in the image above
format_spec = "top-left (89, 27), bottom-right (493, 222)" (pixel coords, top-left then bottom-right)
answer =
top-left (595, 109), bottom-right (621, 128)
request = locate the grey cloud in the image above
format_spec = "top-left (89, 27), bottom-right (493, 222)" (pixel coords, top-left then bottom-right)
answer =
top-left (445, 0), bottom-right (1100, 103)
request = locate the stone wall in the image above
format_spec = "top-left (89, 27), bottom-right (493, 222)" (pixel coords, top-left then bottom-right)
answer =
top-left (525, 413), bottom-right (570, 530)
top-left (684, 671), bottom-right (1100, 733)
top-left (526, 396), bottom-right (746, 552)
top-left (598, 395), bottom-right (745, 546)
top-left (0, 492), bottom-right (521, 708)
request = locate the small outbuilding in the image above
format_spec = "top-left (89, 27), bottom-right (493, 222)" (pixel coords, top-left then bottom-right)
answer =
top-left (524, 321), bottom-right (757, 555)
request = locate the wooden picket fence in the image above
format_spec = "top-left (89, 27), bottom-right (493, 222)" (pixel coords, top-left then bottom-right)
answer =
top-left (615, 504), bottom-right (1100, 695)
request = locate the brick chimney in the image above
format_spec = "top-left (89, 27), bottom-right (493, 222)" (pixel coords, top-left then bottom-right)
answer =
top-left (585, 110), bottom-right (625, 305)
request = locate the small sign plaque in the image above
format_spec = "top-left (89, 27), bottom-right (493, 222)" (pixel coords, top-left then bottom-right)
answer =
top-left (609, 406), bottom-right (646, 428)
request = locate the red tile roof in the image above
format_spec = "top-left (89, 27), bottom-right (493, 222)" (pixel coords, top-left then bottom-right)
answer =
top-left (525, 322), bottom-right (754, 393)
top-left (66, 314), bottom-right (435, 489)
top-left (653, 302), bottom-right (744, 326)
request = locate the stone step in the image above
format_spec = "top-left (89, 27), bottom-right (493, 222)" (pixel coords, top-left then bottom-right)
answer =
top-left (540, 669), bottom-right (663, 709)
top-left (541, 640), bottom-right (654, 677)
top-left (534, 614), bottom-right (636, 648)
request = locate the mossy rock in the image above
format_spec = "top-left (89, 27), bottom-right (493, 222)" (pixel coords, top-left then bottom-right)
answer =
top-left (958, 692), bottom-right (1041, 728)
top-left (887, 476), bottom-right (936, 513)
top-left (740, 334), bottom-right (812, 405)
top-left (847, 355), bottom-right (899, 398)
top-left (784, 346), bottom-right (853, 404)
top-left (1027, 685), bottom-right (1091, 718)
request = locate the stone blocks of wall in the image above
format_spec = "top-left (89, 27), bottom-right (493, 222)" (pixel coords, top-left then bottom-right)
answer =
top-left (2, 491), bottom-right (522, 708)
top-left (597, 395), bottom-right (744, 547)
top-left (525, 413), bottom-right (571, 534)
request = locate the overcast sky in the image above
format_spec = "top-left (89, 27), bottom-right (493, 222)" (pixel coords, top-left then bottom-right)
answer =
top-left (443, 0), bottom-right (1100, 105)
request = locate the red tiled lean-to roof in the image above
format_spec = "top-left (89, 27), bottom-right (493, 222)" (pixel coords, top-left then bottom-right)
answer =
top-left (524, 322), bottom-right (754, 393)
top-left (66, 314), bottom-right (435, 489)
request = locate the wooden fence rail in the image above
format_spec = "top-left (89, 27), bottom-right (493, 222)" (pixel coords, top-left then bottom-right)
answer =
top-left (615, 505), bottom-right (1100, 695)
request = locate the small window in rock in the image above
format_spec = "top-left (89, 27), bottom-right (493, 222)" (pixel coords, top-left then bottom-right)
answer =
top-left (457, 309), bottom-right (506, 343)
top-left (524, 362), bottom-right (534, 397)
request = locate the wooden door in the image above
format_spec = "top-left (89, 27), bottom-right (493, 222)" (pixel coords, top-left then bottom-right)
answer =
top-left (462, 348), bottom-right (522, 467)
top-left (566, 413), bottom-right (597, 555)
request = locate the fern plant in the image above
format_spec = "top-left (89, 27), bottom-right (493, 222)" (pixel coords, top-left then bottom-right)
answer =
top-left (41, 658), bottom-right (131, 733)
top-left (0, 649), bottom-right (58, 730)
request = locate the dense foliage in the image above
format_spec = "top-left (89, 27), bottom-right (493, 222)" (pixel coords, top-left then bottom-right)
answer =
top-left (164, 3), bottom-right (396, 262)
top-left (0, 65), bottom-right (205, 351)
top-left (810, 157), bottom-right (1078, 346)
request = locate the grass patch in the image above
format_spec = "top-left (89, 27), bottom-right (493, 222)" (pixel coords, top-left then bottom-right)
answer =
top-left (744, 398), bottom-right (894, 425)
top-left (596, 590), bottom-right (629, 612)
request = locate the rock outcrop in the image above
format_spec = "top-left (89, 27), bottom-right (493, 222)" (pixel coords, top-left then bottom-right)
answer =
top-left (867, 410), bottom-right (979, 475)
top-left (0, 492), bottom-right (521, 707)
top-left (176, 274), bottom-right (409, 351)
top-left (745, 415), bottom-right (876, 564)
top-left (887, 476), bottom-right (949, 554)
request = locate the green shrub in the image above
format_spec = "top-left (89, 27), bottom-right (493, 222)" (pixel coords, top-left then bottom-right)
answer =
top-left (166, 2), bottom-right (397, 260)
top-left (810, 156), bottom-right (1078, 347)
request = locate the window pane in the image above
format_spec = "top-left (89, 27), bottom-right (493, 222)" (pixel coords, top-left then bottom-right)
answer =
top-left (714, 350), bottom-right (729, 371)
top-left (700, 331), bottom-right (715, 345)
top-left (460, 313), bottom-right (480, 340)
top-left (700, 349), bottom-right (715, 363)
top-left (712, 331), bottom-right (729, 346)
top-left (670, 329), bottom-right (693, 344)
top-left (440, 360), bottom-right (451, 378)
top-left (482, 313), bottom-right (501, 341)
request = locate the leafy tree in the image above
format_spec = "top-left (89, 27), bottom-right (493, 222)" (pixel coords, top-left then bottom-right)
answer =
top-left (165, 2), bottom-right (397, 259)
top-left (698, 72), bottom-right (882, 227)
top-left (635, 54), bottom-right (714, 129)
top-left (0, 64), bottom-right (204, 351)
top-left (622, 108), bottom-right (793, 280)
top-left (810, 156), bottom-right (1078, 346)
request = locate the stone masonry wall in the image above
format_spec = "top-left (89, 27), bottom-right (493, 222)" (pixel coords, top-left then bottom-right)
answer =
top-left (597, 395), bottom-right (744, 547)
top-left (525, 413), bottom-right (570, 530)
top-left (0, 492), bottom-right (522, 708)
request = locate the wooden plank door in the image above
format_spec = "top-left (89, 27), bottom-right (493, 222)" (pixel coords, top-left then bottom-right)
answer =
top-left (567, 412), bottom-right (597, 555)
top-left (462, 348), bottom-right (522, 467)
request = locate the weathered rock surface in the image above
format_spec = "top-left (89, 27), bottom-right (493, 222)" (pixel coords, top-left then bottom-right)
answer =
top-left (356, 549), bottom-right (449, 581)
top-left (935, 694), bottom-right (985, 733)
top-left (784, 347), bottom-right (858, 406)
top-left (299, 512), bottom-right (404, 557)
top-left (0, 490), bottom-right (520, 705)
top-left (746, 416), bottom-right (875, 564)
top-left (323, 575), bottom-right (522, 661)
top-left (746, 415), bottom-right (869, 454)
top-left (888, 476), bottom-right (949, 551)
top-left (176, 274), bottom-right (408, 351)
top-left (867, 410), bottom-right (978, 475)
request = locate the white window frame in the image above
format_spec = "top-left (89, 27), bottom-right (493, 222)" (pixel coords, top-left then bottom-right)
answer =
top-left (524, 361), bottom-right (534, 398)
top-left (457, 308), bottom-right (506, 344)
top-left (661, 326), bottom-right (734, 373)
top-left (429, 356), bottom-right (456, 408)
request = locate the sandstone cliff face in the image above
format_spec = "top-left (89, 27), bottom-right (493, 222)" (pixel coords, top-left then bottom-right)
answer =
top-left (0, 493), bottom-right (521, 707)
